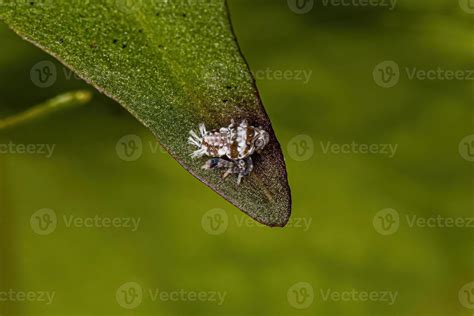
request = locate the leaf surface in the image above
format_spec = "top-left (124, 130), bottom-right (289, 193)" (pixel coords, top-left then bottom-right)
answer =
top-left (0, 0), bottom-right (291, 226)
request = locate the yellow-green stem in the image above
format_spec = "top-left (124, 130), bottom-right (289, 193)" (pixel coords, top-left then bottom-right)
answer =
top-left (0, 90), bottom-right (92, 130)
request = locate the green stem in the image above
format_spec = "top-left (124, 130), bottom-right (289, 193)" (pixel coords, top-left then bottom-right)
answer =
top-left (0, 90), bottom-right (93, 130)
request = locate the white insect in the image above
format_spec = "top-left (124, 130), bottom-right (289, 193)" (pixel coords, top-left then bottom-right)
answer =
top-left (188, 119), bottom-right (270, 184)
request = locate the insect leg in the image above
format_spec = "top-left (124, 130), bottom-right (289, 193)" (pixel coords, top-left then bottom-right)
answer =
top-left (237, 173), bottom-right (243, 185)
top-left (231, 157), bottom-right (253, 185)
top-left (222, 167), bottom-right (234, 179)
top-left (233, 159), bottom-right (248, 185)
top-left (202, 158), bottom-right (233, 170)
top-left (243, 156), bottom-right (254, 176)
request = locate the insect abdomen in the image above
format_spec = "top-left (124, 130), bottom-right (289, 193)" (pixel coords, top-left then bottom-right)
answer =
top-left (203, 130), bottom-right (229, 157)
top-left (227, 126), bottom-right (256, 160)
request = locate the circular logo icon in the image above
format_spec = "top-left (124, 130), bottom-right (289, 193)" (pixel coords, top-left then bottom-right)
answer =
top-left (458, 134), bottom-right (474, 162)
top-left (459, 0), bottom-right (474, 14)
top-left (116, 135), bottom-right (143, 162)
top-left (287, 282), bottom-right (314, 309)
top-left (115, 0), bottom-right (141, 14)
top-left (201, 208), bottom-right (229, 235)
top-left (116, 282), bottom-right (143, 310)
top-left (459, 282), bottom-right (474, 309)
top-left (30, 60), bottom-right (57, 88)
top-left (287, 0), bottom-right (314, 14)
top-left (373, 208), bottom-right (400, 235)
top-left (30, 208), bottom-right (58, 235)
top-left (288, 135), bottom-right (314, 161)
top-left (373, 60), bottom-right (400, 88)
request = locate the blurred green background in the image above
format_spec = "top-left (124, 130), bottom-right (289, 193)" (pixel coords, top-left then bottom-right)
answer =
top-left (0, 0), bottom-right (473, 315)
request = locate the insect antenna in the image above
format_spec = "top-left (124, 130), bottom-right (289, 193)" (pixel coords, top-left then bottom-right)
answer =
top-left (188, 130), bottom-right (202, 147)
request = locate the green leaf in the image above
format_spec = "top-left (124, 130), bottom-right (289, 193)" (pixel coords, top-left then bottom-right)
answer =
top-left (0, 0), bottom-right (291, 227)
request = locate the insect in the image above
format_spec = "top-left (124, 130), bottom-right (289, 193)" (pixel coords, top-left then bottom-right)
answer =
top-left (188, 119), bottom-right (270, 184)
